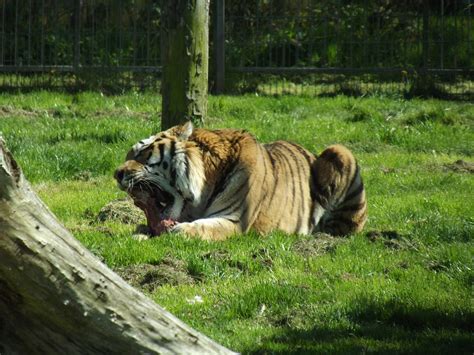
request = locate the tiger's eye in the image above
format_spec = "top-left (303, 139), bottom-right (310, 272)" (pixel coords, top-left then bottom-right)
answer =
top-left (162, 161), bottom-right (169, 170)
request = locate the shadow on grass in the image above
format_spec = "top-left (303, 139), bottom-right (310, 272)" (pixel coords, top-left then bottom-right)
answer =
top-left (250, 301), bottom-right (474, 354)
top-left (251, 323), bottom-right (473, 354)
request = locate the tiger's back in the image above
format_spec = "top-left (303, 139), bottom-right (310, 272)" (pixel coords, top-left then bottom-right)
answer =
top-left (247, 141), bottom-right (367, 237)
top-left (251, 140), bottom-right (315, 235)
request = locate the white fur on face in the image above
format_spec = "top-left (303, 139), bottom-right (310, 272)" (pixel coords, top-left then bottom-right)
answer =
top-left (132, 135), bottom-right (156, 158)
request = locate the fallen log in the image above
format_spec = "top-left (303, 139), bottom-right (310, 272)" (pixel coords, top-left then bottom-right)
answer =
top-left (0, 138), bottom-right (235, 354)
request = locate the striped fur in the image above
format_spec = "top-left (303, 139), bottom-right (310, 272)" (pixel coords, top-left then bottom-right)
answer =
top-left (115, 122), bottom-right (367, 240)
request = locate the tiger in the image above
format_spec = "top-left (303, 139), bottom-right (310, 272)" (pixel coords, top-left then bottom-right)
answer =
top-left (114, 121), bottom-right (367, 240)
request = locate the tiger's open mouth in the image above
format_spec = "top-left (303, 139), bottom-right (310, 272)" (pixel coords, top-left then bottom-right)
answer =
top-left (128, 184), bottom-right (177, 235)
top-left (149, 186), bottom-right (174, 212)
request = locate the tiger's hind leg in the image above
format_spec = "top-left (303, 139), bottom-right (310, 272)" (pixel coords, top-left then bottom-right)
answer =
top-left (311, 144), bottom-right (367, 236)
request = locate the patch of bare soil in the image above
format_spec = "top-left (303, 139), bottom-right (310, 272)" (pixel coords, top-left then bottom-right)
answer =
top-left (443, 160), bottom-right (474, 174)
top-left (92, 109), bottom-right (153, 120)
top-left (0, 105), bottom-right (40, 117)
top-left (0, 105), bottom-right (66, 118)
top-left (0, 105), bottom-right (153, 120)
top-left (115, 257), bottom-right (194, 292)
top-left (293, 233), bottom-right (345, 257)
top-left (96, 198), bottom-right (144, 224)
top-left (366, 230), bottom-right (418, 250)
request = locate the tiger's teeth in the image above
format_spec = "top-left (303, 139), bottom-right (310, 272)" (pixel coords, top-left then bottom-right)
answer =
top-left (159, 202), bottom-right (166, 207)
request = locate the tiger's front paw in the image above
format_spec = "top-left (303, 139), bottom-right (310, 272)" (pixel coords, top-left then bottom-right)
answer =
top-left (171, 222), bottom-right (200, 238)
top-left (170, 220), bottom-right (230, 241)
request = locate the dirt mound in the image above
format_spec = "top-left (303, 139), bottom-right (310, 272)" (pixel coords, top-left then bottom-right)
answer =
top-left (293, 233), bottom-right (344, 257)
top-left (115, 257), bottom-right (194, 293)
top-left (97, 198), bottom-right (144, 224)
top-left (443, 160), bottom-right (474, 174)
top-left (366, 230), bottom-right (418, 250)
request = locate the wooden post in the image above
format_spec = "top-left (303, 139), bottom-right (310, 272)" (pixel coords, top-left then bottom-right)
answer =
top-left (213, 0), bottom-right (225, 94)
top-left (161, 0), bottom-right (210, 130)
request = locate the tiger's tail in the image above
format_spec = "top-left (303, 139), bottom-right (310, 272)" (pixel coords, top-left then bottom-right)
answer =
top-left (311, 144), bottom-right (367, 236)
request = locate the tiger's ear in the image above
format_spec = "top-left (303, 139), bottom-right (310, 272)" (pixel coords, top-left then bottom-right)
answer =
top-left (130, 135), bottom-right (155, 159)
top-left (178, 121), bottom-right (194, 141)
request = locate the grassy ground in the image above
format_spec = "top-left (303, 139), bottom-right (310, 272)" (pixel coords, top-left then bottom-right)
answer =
top-left (0, 91), bottom-right (473, 353)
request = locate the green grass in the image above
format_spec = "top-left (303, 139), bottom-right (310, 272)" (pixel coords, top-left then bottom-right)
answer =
top-left (1, 91), bottom-right (473, 353)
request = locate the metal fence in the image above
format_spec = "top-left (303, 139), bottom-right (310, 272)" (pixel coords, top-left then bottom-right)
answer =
top-left (0, 0), bottom-right (161, 91)
top-left (222, 0), bottom-right (473, 99)
top-left (0, 0), bottom-right (472, 99)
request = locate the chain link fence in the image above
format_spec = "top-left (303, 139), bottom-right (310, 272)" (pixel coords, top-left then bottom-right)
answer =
top-left (0, 0), bottom-right (472, 99)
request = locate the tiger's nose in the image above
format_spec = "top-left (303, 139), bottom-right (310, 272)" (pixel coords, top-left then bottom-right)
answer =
top-left (114, 168), bottom-right (125, 183)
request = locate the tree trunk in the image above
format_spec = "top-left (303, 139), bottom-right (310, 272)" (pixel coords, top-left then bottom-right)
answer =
top-left (0, 138), bottom-right (235, 354)
top-left (161, 0), bottom-right (209, 130)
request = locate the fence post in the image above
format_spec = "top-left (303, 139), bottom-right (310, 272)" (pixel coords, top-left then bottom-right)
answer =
top-left (213, 0), bottom-right (225, 94)
top-left (73, 0), bottom-right (81, 72)
top-left (422, 0), bottom-right (429, 70)
top-left (412, 0), bottom-right (432, 96)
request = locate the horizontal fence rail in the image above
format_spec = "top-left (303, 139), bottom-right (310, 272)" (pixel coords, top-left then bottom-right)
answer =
top-left (0, 0), bottom-right (472, 99)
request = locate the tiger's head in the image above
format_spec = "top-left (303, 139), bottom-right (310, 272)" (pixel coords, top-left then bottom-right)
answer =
top-left (114, 121), bottom-right (206, 231)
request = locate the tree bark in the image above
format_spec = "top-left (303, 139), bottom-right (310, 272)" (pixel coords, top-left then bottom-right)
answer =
top-left (0, 138), bottom-right (235, 354)
top-left (161, 0), bottom-right (210, 130)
